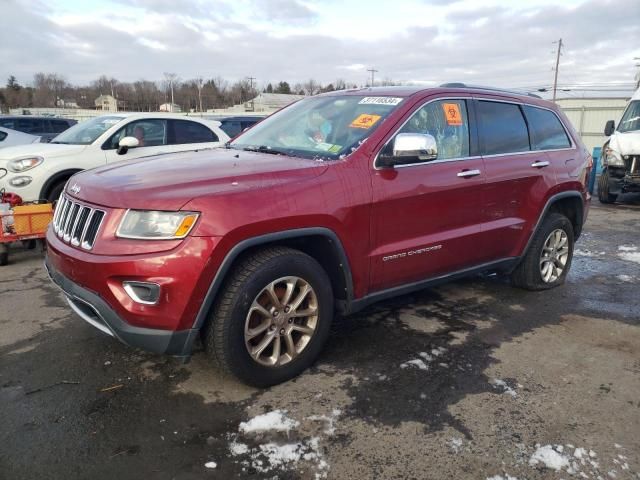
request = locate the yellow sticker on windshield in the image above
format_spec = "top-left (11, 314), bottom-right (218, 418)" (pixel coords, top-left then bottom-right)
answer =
top-left (350, 114), bottom-right (381, 129)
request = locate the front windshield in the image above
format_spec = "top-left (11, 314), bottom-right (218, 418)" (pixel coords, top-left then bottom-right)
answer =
top-left (229, 95), bottom-right (405, 159)
top-left (618, 100), bottom-right (640, 133)
top-left (51, 116), bottom-right (124, 145)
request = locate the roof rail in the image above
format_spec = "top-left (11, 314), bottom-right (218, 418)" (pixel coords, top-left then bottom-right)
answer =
top-left (439, 82), bottom-right (542, 99)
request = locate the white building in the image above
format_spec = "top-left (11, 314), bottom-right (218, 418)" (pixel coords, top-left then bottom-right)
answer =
top-left (208, 93), bottom-right (304, 115)
top-left (159, 103), bottom-right (182, 113)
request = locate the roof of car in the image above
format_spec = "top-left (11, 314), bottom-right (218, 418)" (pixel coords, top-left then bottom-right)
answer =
top-left (0, 115), bottom-right (76, 121)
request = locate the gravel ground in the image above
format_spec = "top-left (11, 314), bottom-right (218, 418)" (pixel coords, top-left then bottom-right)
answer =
top-left (1, 199), bottom-right (639, 480)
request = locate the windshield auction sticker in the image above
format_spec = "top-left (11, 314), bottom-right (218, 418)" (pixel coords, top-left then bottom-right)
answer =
top-left (350, 114), bottom-right (382, 129)
top-left (358, 97), bottom-right (403, 106)
top-left (442, 103), bottom-right (463, 126)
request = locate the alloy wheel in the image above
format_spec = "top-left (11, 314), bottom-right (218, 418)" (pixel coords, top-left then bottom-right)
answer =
top-left (539, 228), bottom-right (569, 283)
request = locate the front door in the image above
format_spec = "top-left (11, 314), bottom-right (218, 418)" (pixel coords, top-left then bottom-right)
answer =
top-left (369, 97), bottom-right (487, 292)
top-left (103, 118), bottom-right (168, 163)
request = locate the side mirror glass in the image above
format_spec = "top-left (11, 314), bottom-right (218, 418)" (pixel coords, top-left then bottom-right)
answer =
top-left (117, 136), bottom-right (140, 155)
top-left (604, 120), bottom-right (615, 137)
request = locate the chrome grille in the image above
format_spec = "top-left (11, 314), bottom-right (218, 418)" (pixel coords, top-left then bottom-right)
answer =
top-left (53, 195), bottom-right (105, 250)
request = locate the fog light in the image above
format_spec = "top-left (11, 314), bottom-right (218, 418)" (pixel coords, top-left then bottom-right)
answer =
top-left (123, 281), bottom-right (161, 305)
top-left (9, 176), bottom-right (32, 187)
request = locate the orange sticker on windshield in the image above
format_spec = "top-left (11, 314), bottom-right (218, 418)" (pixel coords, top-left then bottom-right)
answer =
top-left (350, 114), bottom-right (381, 129)
top-left (442, 103), bottom-right (462, 126)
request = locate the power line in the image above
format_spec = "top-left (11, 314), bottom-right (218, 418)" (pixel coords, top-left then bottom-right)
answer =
top-left (367, 67), bottom-right (378, 87)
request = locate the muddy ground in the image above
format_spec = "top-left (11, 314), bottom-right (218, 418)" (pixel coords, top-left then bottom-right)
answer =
top-left (1, 200), bottom-right (639, 480)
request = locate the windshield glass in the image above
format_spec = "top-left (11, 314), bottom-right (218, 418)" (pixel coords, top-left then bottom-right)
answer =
top-left (618, 100), bottom-right (640, 133)
top-left (229, 95), bottom-right (405, 159)
top-left (51, 116), bottom-right (124, 145)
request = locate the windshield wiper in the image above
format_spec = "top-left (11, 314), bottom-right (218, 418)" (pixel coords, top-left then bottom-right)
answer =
top-left (241, 145), bottom-right (288, 156)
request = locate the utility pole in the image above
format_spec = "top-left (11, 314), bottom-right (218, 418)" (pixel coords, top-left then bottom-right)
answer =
top-left (246, 76), bottom-right (256, 112)
top-left (367, 67), bottom-right (378, 87)
top-left (196, 77), bottom-right (204, 113)
top-left (634, 57), bottom-right (640, 90)
top-left (164, 72), bottom-right (178, 112)
top-left (552, 38), bottom-right (563, 102)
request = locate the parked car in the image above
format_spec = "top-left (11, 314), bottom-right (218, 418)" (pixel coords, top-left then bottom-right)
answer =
top-left (598, 87), bottom-right (640, 203)
top-left (209, 115), bottom-right (265, 138)
top-left (0, 113), bottom-right (229, 202)
top-left (0, 116), bottom-right (76, 142)
top-left (0, 127), bottom-right (42, 148)
top-left (45, 85), bottom-right (591, 387)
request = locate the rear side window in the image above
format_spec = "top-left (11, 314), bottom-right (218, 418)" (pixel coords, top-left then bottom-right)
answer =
top-left (477, 101), bottom-right (530, 155)
top-left (220, 120), bottom-right (242, 138)
top-left (171, 120), bottom-right (218, 144)
top-left (0, 131), bottom-right (6, 142)
top-left (50, 120), bottom-right (71, 133)
top-left (523, 106), bottom-right (571, 150)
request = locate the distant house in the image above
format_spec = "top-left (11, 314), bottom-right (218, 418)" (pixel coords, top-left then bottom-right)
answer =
top-left (56, 99), bottom-right (79, 109)
top-left (159, 103), bottom-right (182, 113)
top-left (207, 93), bottom-right (304, 115)
top-left (94, 94), bottom-right (123, 111)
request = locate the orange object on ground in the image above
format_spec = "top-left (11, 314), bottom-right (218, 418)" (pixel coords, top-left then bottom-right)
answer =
top-left (13, 204), bottom-right (53, 235)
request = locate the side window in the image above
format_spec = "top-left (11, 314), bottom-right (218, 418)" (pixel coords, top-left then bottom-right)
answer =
top-left (105, 119), bottom-right (168, 149)
top-left (397, 99), bottom-right (470, 160)
top-left (477, 101), bottom-right (530, 155)
top-left (0, 119), bottom-right (15, 129)
top-left (221, 121), bottom-right (242, 138)
top-left (523, 106), bottom-right (571, 150)
top-left (50, 120), bottom-right (71, 133)
top-left (170, 120), bottom-right (218, 144)
top-left (0, 131), bottom-right (7, 142)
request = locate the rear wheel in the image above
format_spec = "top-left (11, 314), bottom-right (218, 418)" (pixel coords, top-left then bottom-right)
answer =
top-left (511, 212), bottom-right (574, 291)
top-left (204, 247), bottom-right (334, 387)
top-left (597, 170), bottom-right (618, 204)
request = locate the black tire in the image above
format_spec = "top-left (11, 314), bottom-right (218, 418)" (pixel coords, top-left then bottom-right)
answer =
top-left (511, 212), bottom-right (574, 291)
top-left (597, 170), bottom-right (617, 204)
top-left (47, 181), bottom-right (66, 203)
top-left (204, 246), bottom-right (334, 387)
top-left (0, 246), bottom-right (8, 266)
top-left (22, 240), bottom-right (37, 250)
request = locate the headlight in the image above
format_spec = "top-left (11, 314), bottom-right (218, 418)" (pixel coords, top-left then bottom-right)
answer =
top-left (9, 176), bottom-right (32, 187)
top-left (116, 210), bottom-right (199, 240)
top-left (605, 148), bottom-right (624, 167)
top-left (8, 156), bottom-right (43, 173)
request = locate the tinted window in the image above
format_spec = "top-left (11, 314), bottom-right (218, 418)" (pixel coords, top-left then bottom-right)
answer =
top-left (523, 106), bottom-right (570, 150)
top-left (104, 119), bottom-right (168, 149)
top-left (0, 131), bottom-right (6, 142)
top-left (396, 99), bottom-right (470, 160)
top-left (220, 120), bottom-right (242, 138)
top-left (17, 118), bottom-right (46, 134)
top-left (171, 120), bottom-right (218, 144)
top-left (0, 119), bottom-right (16, 129)
top-left (478, 101), bottom-right (530, 155)
top-left (50, 119), bottom-right (71, 133)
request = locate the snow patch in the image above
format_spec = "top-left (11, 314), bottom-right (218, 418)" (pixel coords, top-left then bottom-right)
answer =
top-left (492, 379), bottom-right (518, 397)
top-left (617, 274), bottom-right (634, 282)
top-left (487, 475), bottom-right (518, 480)
top-left (307, 409), bottom-right (341, 436)
top-left (400, 359), bottom-right (429, 370)
top-left (529, 445), bottom-right (570, 471)
top-left (204, 461), bottom-right (217, 469)
top-left (574, 249), bottom-right (605, 257)
top-left (618, 251), bottom-right (640, 264)
top-left (618, 245), bottom-right (638, 252)
top-left (238, 410), bottom-right (300, 434)
top-left (450, 437), bottom-right (463, 453)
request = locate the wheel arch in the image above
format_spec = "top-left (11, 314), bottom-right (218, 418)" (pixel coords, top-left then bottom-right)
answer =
top-left (191, 227), bottom-right (355, 333)
top-left (39, 169), bottom-right (83, 200)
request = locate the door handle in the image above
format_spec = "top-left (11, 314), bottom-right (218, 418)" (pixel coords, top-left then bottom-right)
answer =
top-left (531, 161), bottom-right (550, 168)
top-left (457, 169), bottom-right (481, 178)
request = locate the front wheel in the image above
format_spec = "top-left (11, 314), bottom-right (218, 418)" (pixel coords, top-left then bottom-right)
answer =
top-left (511, 212), bottom-right (574, 291)
top-left (597, 170), bottom-right (618, 204)
top-left (46, 181), bottom-right (67, 203)
top-left (204, 247), bottom-right (334, 387)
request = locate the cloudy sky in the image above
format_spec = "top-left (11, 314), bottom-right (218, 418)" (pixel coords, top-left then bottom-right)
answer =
top-left (2, 0), bottom-right (639, 93)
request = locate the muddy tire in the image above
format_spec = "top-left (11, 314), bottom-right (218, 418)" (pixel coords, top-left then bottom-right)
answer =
top-left (204, 247), bottom-right (334, 387)
top-left (511, 212), bottom-right (574, 291)
top-left (597, 170), bottom-right (617, 204)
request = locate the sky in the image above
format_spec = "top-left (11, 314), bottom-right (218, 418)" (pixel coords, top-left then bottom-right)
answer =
top-left (1, 0), bottom-right (639, 95)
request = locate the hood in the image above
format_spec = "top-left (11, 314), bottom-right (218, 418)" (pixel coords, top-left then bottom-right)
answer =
top-left (610, 131), bottom-right (640, 156)
top-left (66, 148), bottom-right (329, 210)
top-left (0, 142), bottom-right (87, 162)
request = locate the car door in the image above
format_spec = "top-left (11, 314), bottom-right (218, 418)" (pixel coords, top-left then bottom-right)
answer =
top-left (475, 98), bottom-right (557, 261)
top-left (369, 97), bottom-right (487, 292)
top-left (102, 118), bottom-right (168, 163)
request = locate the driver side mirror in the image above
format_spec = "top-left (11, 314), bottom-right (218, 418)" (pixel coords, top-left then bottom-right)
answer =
top-left (117, 136), bottom-right (139, 155)
top-left (378, 133), bottom-right (438, 168)
top-left (604, 120), bottom-right (615, 137)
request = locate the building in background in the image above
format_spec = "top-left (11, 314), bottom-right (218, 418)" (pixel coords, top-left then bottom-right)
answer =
top-left (208, 93), bottom-right (304, 115)
top-left (159, 103), bottom-right (182, 112)
top-left (556, 96), bottom-right (631, 152)
top-left (94, 94), bottom-right (123, 111)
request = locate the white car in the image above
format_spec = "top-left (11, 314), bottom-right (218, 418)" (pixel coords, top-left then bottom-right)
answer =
top-left (0, 113), bottom-right (229, 202)
top-left (0, 127), bottom-right (42, 148)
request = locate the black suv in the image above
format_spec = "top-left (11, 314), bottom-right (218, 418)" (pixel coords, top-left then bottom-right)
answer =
top-left (0, 116), bottom-right (77, 142)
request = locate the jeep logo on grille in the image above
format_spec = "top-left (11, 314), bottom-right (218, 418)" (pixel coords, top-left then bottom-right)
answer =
top-left (69, 183), bottom-right (81, 195)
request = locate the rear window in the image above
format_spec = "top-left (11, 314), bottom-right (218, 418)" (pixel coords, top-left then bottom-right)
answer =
top-left (523, 106), bottom-right (571, 150)
top-left (477, 101), bottom-right (530, 155)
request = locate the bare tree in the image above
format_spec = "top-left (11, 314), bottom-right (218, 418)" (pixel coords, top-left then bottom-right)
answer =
top-left (163, 72), bottom-right (179, 111)
top-left (302, 79), bottom-right (319, 96)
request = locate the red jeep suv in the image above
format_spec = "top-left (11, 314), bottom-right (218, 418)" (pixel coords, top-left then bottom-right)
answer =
top-left (46, 85), bottom-right (591, 386)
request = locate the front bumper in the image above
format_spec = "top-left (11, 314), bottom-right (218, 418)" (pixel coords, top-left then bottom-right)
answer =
top-left (45, 256), bottom-right (199, 357)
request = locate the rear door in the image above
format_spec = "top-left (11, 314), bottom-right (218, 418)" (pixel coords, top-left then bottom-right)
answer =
top-left (476, 98), bottom-right (557, 261)
top-left (165, 119), bottom-right (221, 152)
top-left (369, 97), bottom-right (487, 292)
